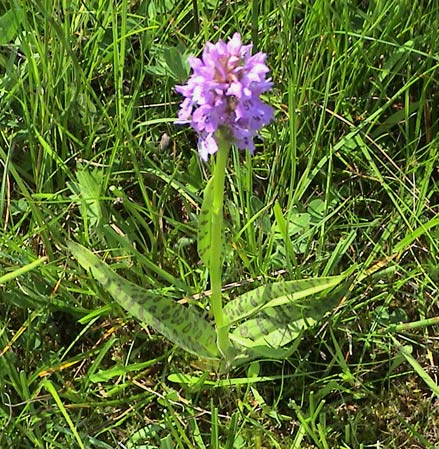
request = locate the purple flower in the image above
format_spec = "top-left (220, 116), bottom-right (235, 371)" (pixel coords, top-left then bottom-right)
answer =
top-left (175, 33), bottom-right (274, 161)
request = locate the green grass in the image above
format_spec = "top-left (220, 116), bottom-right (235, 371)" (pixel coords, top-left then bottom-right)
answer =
top-left (1, 0), bottom-right (439, 447)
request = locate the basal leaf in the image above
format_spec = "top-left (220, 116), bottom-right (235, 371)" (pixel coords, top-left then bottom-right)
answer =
top-left (68, 242), bottom-right (218, 359)
top-left (224, 275), bottom-right (345, 325)
top-left (231, 290), bottom-right (341, 353)
top-left (230, 335), bottom-right (300, 364)
top-left (197, 177), bottom-right (214, 269)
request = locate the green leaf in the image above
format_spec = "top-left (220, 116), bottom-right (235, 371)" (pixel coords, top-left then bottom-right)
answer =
top-left (67, 167), bottom-right (104, 228)
top-left (0, 256), bottom-right (47, 285)
top-left (223, 275), bottom-right (347, 362)
top-left (68, 242), bottom-right (218, 360)
top-left (393, 337), bottom-right (439, 399)
top-left (0, 8), bottom-right (24, 45)
top-left (230, 288), bottom-right (341, 354)
top-left (197, 177), bottom-right (214, 269)
top-left (89, 359), bottom-right (162, 383)
top-left (224, 275), bottom-right (345, 325)
top-left (163, 46), bottom-right (189, 82)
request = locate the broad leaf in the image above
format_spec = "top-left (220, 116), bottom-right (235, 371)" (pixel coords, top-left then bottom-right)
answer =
top-left (231, 336), bottom-right (300, 365)
top-left (224, 275), bottom-right (345, 325)
top-left (0, 8), bottom-right (24, 45)
top-left (230, 290), bottom-right (341, 355)
top-left (67, 167), bottom-right (104, 228)
top-left (68, 242), bottom-right (218, 359)
top-left (163, 45), bottom-right (189, 82)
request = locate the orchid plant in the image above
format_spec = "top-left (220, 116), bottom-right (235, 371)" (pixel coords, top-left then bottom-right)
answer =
top-left (69, 34), bottom-right (348, 369)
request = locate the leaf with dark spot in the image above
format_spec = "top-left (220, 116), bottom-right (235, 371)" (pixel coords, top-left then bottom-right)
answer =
top-left (68, 242), bottom-right (218, 360)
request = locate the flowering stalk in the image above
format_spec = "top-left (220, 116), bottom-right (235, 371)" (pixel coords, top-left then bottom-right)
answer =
top-left (175, 33), bottom-right (273, 360)
top-left (209, 131), bottom-right (231, 357)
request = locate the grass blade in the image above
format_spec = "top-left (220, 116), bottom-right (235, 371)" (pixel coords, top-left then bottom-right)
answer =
top-left (0, 257), bottom-right (47, 285)
top-left (42, 379), bottom-right (86, 449)
top-left (392, 337), bottom-right (439, 399)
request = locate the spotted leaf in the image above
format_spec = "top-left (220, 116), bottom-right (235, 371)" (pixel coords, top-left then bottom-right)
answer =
top-left (68, 242), bottom-right (218, 360)
top-left (224, 275), bottom-right (345, 325)
top-left (232, 291), bottom-right (340, 349)
top-left (228, 284), bottom-right (343, 363)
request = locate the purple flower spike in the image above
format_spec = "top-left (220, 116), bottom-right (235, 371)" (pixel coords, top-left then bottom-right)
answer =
top-left (175, 33), bottom-right (274, 161)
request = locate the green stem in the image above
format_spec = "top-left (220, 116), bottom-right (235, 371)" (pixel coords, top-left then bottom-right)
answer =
top-left (210, 133), bottom-right (231, 359)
